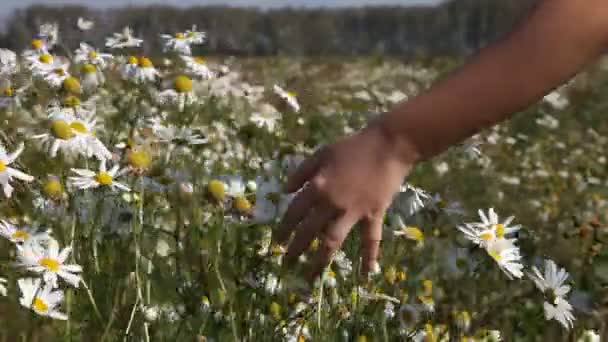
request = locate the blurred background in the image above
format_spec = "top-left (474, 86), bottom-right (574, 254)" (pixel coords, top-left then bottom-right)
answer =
top-left (0, 0), bottom-right (537, 57)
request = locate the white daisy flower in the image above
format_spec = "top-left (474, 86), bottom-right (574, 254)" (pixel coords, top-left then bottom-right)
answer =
top-left (69, 159), bottom-right (130, 192)
top-left (120, 56), bottom-right (159, 84)
top-left (543, 91), bottom-right (569, 111)
top-left (0, 143), bottom-right (34, 198)
top-left (76, 17), bottom-right (94, 31)
top-left (74, 43), bottom-right (112, 69)
top-left (38, 22), bottom-right (59, 48)
top-left (25, 52), bottom-right (56, 74)
top-left (458, 208), bottom-right (521, 247)
top-left (18, 278), bottom-right (67, 320)
top-left (393, 183), bottom-right (430, 218)
top-left (105, 27), bottom-right (143, 49)
top-left (251, 104), bottom-right (282, 132)
top-left (81, 63), bottom-right (105, 92)
top-left (577, 330), bottom-right (600, 342)
top-left (157, 75), bottom-right (197, 111)
top-left (485, 238), bottom-right (524, 279)
top-left (160, 31), bottom-right (197, 55)
top-left (22, 38), bottom-right (49, 59)
top-left (148, 117), bottom-right (207, 146)
top-left (252, 176), bottom-right (293, 223)
top-left (41, 60), bottom-right (72, 89)
top-left (33, 106), bottom-right (111, 160)
top-left (181, 56), bottom-right (215, 79)
top-left (0, 49), bottom-right (17, 75)
top-left (0, 220), bottom-right (50, 244)
top-left (218, 175), bottom-right (247, 198)
top-left (273, 84), bottom-right (300, 112)
top-left (528, 259), bottom-right (575, 330)
top-left (16, 238), bottom-right (82, 288)
top-left (391, 215), bottom-right (424, 246)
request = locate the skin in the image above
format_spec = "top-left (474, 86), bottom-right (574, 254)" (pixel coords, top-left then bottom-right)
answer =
top-left (275, 0), bottom-right (608, 281)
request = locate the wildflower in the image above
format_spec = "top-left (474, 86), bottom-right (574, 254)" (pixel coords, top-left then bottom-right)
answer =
top-left (76, 17), bottom-right (94, 31)
top-left (81, 63), bottom-right (104, 92)
top-left (269, 301), bottom-right (281, 320)
top-left (69, 159), bottom-right (130, 192)
top-left (33, 106), bottom-right (111, 160)
top-left (273, 84), bottom-right (300, 112)
top-left (0, 220), bottom-right (49, 244)
top-left (106, 27), bottom-right (143, 49)
top-left (0, 143), bottom-right (34, 198)
top-left (577, 330), bottom-right (600, 342)
top-left (252, 176), bottom-right (293, 223)
top-left (458, 208), bottom-right (520, 247)
top-left (485, 238), bottom-right (524, 279)
top-left (16, 238), bottom-right (82, 288)
top-left (74, 43), bottom-right (112, 69)
top-left (251, 104), bottom-right (282, 132)
top-left (543, 90), bottom-right (569, 111)
top-left (528, 259), bottom-right (575, 330)
top-left (181, 56), bottom-right (215, 79)
top-left (120, 56), bottom-right (159, 84)
top-left (393, 217), bottom-right (424, 246)
top-left (0, 49), bottom-right (17, 75)
top-left (148, 118), bottom-right (208, 146)
top-left (38, 23), bottom-right (59, 48)
top-left (18, 278), bottom-right (67, 320)
top-left (393, 183), bottom-right (430, 218)
top-left (417, 279), bottom-right (435, 312)
top-left (127, 149), bottom-right (152, 172)
top-left (157, 75), bottom-right (197, 111)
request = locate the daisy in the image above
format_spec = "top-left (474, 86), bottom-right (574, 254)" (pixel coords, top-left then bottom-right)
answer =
top-left (18, 278), bottom-right (67, 320)
top-left (148, 117), bottom-right (207, 146)
top-left (458, 208), bottom-right (520, 247)
top-left (391, 215), bottom-right (424, 246)
top-left (577, 330), bottom-right (600, 342)
top-left (0, 220), bottom-right (50, 244)
top-left (16, 238), bottom-right (82, 288)
top-left (252, 176), bottom-right (293, 223)
top-left (69, 159), bottom-right (130, 192)
top-left (0, 49), bottom-right (17, 75)
top-left (160, 32), bottom-right (194, 55)
top-left (392, 183), bottom-right (430, 218)
top-left (105, 27), bottom-right (143, 49)
top-left (81, 63), bottom-right (105, 92)
top-left (528, 259), bottom-right (575, 330)
top-left (251, 104), bottom-right (282, 132)
top-left (22, 38), bottom-right (48, 59)
top-left (33, 106), bottom-right (111, 160)
top-left (0, 143), bottom-right (34, 198)
top-left (485, 238), bottom-right (524, 279)
top-left (120, 56), bottom-right (159, 84)
top-left (25, 52), bottom-right (56, 74)
top-left (38, 22), bottom-right (59, 48)
top-left (73, 43), bottom-right (112, 69)
top-left (181, 56), bottom-right (215, 79)
top-left (273, 84), bottom-right (300, 112)
top-left (157, 75), bottom-right (197, 111)
top-left (76, 17), bottom-right (94, 31)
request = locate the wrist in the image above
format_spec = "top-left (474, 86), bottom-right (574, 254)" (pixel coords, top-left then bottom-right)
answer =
top-left (371, 112), bottom-right (422, 167)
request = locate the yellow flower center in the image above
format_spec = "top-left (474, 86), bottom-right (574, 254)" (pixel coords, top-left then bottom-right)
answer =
top-left (298, 335), bottom-right (306, 342)
top-left (88, 51), bottom-right (97, 59)
top-left (11, 230), bottom-right (28, 240)
top-left (128, 56), bottom-right (138, 65)
top-left (269, 302), bottom-right (281, 320)
top-left (39, 257), bottom-right (60, 272)
top-left (187, 32), bottom-right (196, 38)
top-left (357, 336), bottom-right (368, 342)
top-left (405, 226), bottom-right (424, 242)
top-left (480, 232), bottom-right (494, 241)
top-left (3, 87), bottom-right (13, 97)
top-left (423, 280), bottom-right (433, 296)
top-left (494, 223), bottom-right (505, 238)
top-left (138, 57), bottom-right (153, 68)
top-left (43, 180), bottom-right (63, 199)
top-left (396, 270), bottom-right (407, 282)
top-left (95, 172), bottom-right (113, 185)
top-left (50, 120), bottom-right (75, 140)
top-left (69, 121), bottom-right (88, 134)
top-left (489, 250), bottom-right (501, 261)
top-left (33, 297), bottom-right (49, 313)
top-left (208, 180), bottom-right (225, 201)
top-left (63, 95), bottom-right (81, 108)
top-left (82, 63), bottom-right (97, 74)
top-left (194, 57), bottom-right (206, 64)
top-left (327, 270), bottom-right (336, 278)
top-left (287, 91), bottom-right (297, 97)
top-left (63, 77), bottom-right (81, 94)
top-left (234, 196), bottom-right (252, 213)
top-left (0, 161), bottom-right (5, 173)
top-left (128, 150), bottom-right (151, 170)
top-left (31, 39), bottom-right (43, 50)
top-left (174, 75), bottom-right (193, 93)
top-left (53, 68), bottom-right (66, 76)
top-left (384, 265), bottom-right (397, 284)
top-left (39, 54), bottom-right (53, 64)
top-left (175, 32), bottom-right (185, 39)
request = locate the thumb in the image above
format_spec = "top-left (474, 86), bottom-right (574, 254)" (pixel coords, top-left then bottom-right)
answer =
top-left (284, 148), bottom-right (324, 193)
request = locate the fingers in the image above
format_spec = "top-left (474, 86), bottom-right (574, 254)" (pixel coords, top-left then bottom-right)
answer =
top-left (284, 206), bottom-right (336, 265)
top-left (308, 212), bottom-right (359, 281)
top-left (359, 215), bottom-right (384, 277)
top-left (275, 186), bottom-right (316, 244)
top-left (284, 148), bottom-right (324, 193)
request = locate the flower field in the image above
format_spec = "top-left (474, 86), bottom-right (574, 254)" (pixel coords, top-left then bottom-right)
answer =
top-left (0, 22), bottom-right (606, 341)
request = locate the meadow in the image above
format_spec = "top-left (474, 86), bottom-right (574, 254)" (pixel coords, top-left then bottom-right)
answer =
top-left (0, 23), bottom-right (606, 341)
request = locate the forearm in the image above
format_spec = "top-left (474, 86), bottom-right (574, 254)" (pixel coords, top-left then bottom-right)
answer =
top-left (383, 0), bottom-right (608, 162)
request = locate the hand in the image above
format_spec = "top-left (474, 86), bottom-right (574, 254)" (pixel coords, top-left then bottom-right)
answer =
top-left (275, 117), bottom-right (417, 281)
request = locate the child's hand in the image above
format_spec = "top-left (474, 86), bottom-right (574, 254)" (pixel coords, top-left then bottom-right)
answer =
top-left (275, 118), bottom-right (416, 281)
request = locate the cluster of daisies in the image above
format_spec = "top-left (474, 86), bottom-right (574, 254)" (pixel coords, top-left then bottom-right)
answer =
top-left (0, 18), bottom-right (600, 341)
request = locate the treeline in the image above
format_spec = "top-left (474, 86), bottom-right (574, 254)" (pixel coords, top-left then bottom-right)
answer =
top-left (0, 0), bottom-right (537, 57)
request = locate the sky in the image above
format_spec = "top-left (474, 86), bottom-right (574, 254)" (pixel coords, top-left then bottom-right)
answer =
top-left (0, 0), bottom-right (444, 13)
